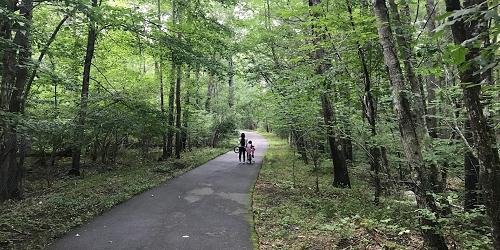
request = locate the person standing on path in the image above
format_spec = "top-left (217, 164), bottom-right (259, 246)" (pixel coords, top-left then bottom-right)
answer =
top-left (238, 133), bottom-right (247, 162)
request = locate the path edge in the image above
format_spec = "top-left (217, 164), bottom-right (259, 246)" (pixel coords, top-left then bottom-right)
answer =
top-left (248, 132), bottom-right (268, 250)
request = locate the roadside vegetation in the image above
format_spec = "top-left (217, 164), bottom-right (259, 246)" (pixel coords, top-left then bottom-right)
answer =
top-left (1, 0), bottom-right (242, 248)
top-left (253, 133), bottom-right (491, 249)
top-left (0, 146), bottom-right (229, 249)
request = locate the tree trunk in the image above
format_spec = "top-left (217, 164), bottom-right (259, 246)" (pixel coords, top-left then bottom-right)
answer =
top-left (309, 0), bottom-right (350, 188)
top-left (13, 0), bottom-right (33, 177)
top-left (321, 94), bottom-right (350, 188)
top-left (175, 64), bottom-right (182, 159)
top-left (388, 0), bottom-right (427, 134)
top-left (445, 0), bottom-right (500, 247)
top-left (71, 0), bottom-right (98, 176)
top-left (166, 61), bottom-right (175, 158)
top-left (424, 0), bottom-right (440, 138)
top-left (156, 0), bottom-right (168, 161)
top-left (23, 13), bottom-right (70, 109)
top-left (293, 130), bottom-right (308, 164)
top-left (464, 120), bottom-right (480, 210)
top-left (371, 146), bottom-right (382, 204)
top-left (181, 68), bottom-right (191, 151)
top-left (0, 0), bottom-right (16, 110)
top-left (373, 0), bottom-right (447, 248)
top-left (347, 0), bottom-right (384, 199)
top-left (166, 0), bottom-right (180, 159)
top-left (205, 73), bottom-right (215, 111)
top-left (342, 133), bottom-right (353, 162)
top-left (172, 0), bottom-right (182, 159)
top-left (91, 131), bottom-right (100, 162)
top-left (228, 56), bottom-right (235, 108)
top-left (0, 0), bottom-right (33, 201)
top-left (157, 60), bottom-right (168, 160)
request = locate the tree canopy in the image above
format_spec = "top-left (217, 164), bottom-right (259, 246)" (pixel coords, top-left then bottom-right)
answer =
top-left (1, 0), bottom-right (499, 248)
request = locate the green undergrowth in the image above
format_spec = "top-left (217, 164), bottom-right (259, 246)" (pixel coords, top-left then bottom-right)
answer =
top-left (0, 147), bottom-right (229, 250)
top-left (253, 133), bottom-right (422, 249)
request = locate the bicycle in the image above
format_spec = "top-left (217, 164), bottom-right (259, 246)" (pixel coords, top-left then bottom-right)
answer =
top-left (246, 146), bottom-right (255, 164)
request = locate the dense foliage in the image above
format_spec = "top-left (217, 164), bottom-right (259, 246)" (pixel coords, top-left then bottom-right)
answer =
top-left (1, 0), bottom-right (241, 182)
top-left (1, 0), bottom-right (499, 249)
top-left (239, 0), bottom-right (499, 248)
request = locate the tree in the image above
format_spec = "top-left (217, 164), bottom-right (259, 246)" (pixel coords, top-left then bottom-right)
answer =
top-left (174, 62), bottom-right (182, 159)
top-left (372, 0), bottom-right (447, 248)
top-left (347, 0), bottom-right (384, 203)
top-left (228, 55), bottom-right (235, 108)
top-left (71, 0), bottom-right (98, 175)
top-left (309, 0), bottom-right (350, 188)
top-left (0, 0), bottom-right (33, 200)
top-left (444, 0), bottom-right (500, 247)
top-left (156, 0), bottom-right (168, 161)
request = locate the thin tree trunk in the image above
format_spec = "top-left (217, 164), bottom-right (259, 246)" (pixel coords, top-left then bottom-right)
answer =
top-left (464, 120), bottom-right (480, 210)
top-left (228, 56), bottom-right (235, 108)
top-left (157, 61), bottom-right (168, 160)
top-left (424, 0), bottom-right (452, 194)
top-left (71, 0), bottom-right (98, 176)
top-left (167, 0), bottom-right (180, 158)
top-left (342, 133), bottom-right (353, 162)
top-left (313, 157), bottom-right (320, 194)
top-left (424, 0), bottom-right (439, 138)
top-left (175, 64), bottom-right (182, 159)
top-left (23, 13), bottom-right (71, 109)
top-left (50, 74), bottom-right (59, 167)
top-left (388, 0), bottom-right (427, 134)
top-left (166, 61), bottom-right (175, 158)
top-left (181, 68), bottom-right (191, 151)
top-left (172, 0), bottom-right (182, 159)
top-left (156, 0), bottom-right (168, 160)
top-left (205, 73), bottom-right (215, 111)
top-left (373, 0), bottom-right (447, 248)
top-left (293, 130), bottom-right (308, 164)
top-left (348, 0), bottom-right (384, 202)
top-left (445, 0), bottom-right (500, 247)
top-left (265, 0), bottom-right (281, 68)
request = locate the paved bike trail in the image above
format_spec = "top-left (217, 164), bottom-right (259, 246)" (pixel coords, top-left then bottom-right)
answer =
top-left (48, 131), bottom-right (267, 250)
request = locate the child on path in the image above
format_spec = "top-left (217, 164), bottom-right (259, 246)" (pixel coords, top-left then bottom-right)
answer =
top-left (246, 140), bottom-right (255, 163)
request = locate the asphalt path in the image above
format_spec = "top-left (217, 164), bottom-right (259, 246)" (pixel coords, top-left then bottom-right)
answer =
top-left (48, 131), bottom-right (268, 250)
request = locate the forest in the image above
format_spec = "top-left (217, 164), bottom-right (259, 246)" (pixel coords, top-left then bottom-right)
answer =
top-left (1, 0), bottom-right (499, 249)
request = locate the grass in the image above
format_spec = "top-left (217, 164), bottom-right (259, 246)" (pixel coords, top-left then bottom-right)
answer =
top-left (252, 132), bottom-right (423, 249)
top-left (0, 146), bottom-right (230, 250)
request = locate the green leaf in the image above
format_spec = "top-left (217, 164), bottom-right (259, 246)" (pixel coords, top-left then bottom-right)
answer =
top-left (444, 44), bottom-right (468, 65)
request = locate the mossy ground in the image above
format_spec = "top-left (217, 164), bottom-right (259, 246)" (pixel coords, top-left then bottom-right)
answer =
top-left (0, 147), bottom-right (229, 250)
top-left (252, 133), bottom-right (423, 250)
